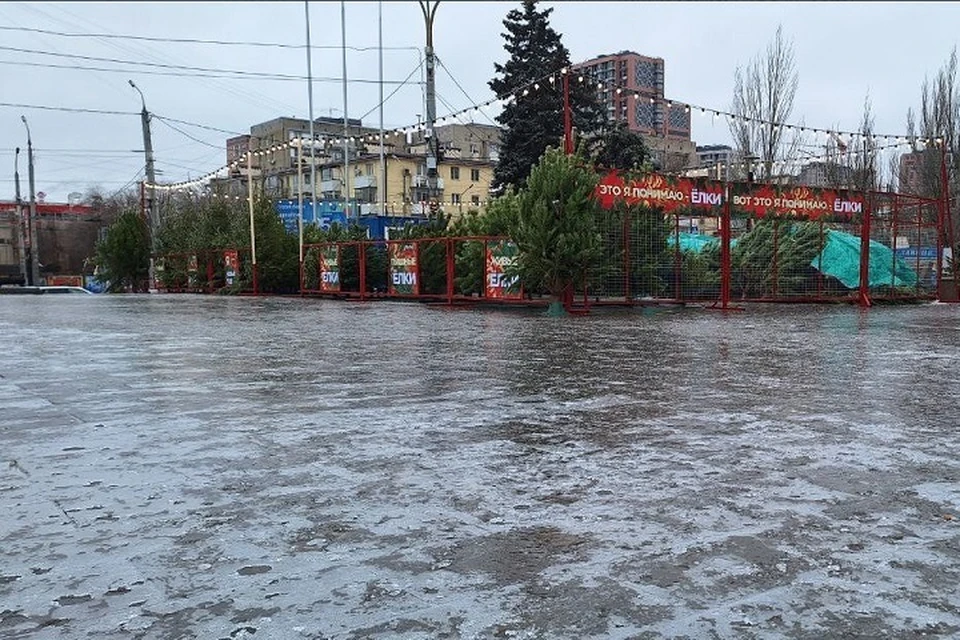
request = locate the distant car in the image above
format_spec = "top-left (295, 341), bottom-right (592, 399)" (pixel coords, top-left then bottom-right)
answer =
top-left (39, 286), bottom-right (95, 294)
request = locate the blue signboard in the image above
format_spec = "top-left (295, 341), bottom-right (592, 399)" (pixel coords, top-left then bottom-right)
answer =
top-left (274, 200), bottom-right (432, 240)
top-left (894, 247), bottom-right (938, 260)
top-left (275, 200), bottom-right (348, 233)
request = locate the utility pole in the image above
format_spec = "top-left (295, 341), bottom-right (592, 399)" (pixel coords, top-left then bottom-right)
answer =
top-left (13, 147), bottom-right (27, 285)
top-left (304, 0), bottom-right (318, 227)
top-left (21, 117), bottom-right (40, 286)
top-left (341, 0), bottom-right (351, 221)
top-left (129, 80), bottom-right (158, 290)
top-left (378, 0), bottom-right (386, 215)
top-left (419, 0), bottom-right (439, 214)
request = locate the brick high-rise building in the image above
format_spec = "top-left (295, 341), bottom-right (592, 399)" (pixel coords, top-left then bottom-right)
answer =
top-left (572, 50), bottom-right (691, 142)
top-left (898, 151), bottom-right (924, 195)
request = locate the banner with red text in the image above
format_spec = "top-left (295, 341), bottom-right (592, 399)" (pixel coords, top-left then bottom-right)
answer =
top-left (485, 239), bottom-right (522, 299)
top-left (595, 171), bottom-right (724, 212)
top-left (730, 184), bottom-right (864, 222)
top-left (224, 250), bottom-right (239, 286)
top-left (319, 244), bottom-right (341, 292)
top-left (388, 242), bottom-right (418, 295)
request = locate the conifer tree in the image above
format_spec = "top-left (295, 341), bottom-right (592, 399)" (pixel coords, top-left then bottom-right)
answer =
top-left (489, 0), bottom-right (604, 191)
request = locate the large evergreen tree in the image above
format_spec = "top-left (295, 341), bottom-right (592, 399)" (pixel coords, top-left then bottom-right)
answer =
top-left (94, 210), bottom-right (150, 292)
top-left (511, 147), bottom-right (602, 314)
top-left (489, 0), bottom-right (604, 191)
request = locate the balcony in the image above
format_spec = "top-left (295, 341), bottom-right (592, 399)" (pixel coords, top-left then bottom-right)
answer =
top-left (413, 175), bottom-right (444, 190)
top-left (354, 174), bottom-right (376, 189)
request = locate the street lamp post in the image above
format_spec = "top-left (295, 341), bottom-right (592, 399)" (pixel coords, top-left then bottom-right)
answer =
top-left (418, 1), bottom-right (440, 212)
top-left (20, 117), bottom-right (40, 286)
top-left (129, 80), bottom-right (158, 290)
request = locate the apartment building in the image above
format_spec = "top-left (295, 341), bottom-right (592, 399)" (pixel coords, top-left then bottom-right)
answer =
top-left (215, 118), bottom-right (500, 217)
top-left (572, 51), bottom-right (691, 142)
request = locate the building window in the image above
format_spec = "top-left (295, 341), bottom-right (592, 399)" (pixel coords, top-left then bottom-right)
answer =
top-left (451, 193), bottom-right (461, 205)
top-left (471, 195), bottom-right (480, 206)
top-left (450, 166), bottom-right (460, 180)
top-left (470, 168), bottom-right (480, 182)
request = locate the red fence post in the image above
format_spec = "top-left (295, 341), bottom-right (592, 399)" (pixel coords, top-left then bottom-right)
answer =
top-left (673, 212), bottom-right (681, 301)
top-left (720, 185), bottom-right (732, 309)
top-left (817, 221), bottom-right (825, 299)
top-left (623, 205), bottom-right (631, 302)
top-left (771, 222), bottom-right (779, 299)
top-left (445, 238), bottom-right (454, 305)
top-left (359, 241), bottom-right (367, 301)
top-left (891, 196), bottom-right (900, 290)
top-left (206, 253), bottom-right (214, 293)
top-left (858, 194), bottom-right (872, 307)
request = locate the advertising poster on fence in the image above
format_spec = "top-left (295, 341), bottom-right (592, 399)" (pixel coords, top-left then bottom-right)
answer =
top-left (731, 184), bottom-right (865, 222)
top-left (388, 242), bottom-right (418, 295)
top-left (319, 244), bottom-right (341, 292)
top-left (595, 171), bottom-right (725, 212)
top-left (188, 254), bottom-right (199, 288)
top-left (485, 240), bottom-right (522, 299)
top-left (224, 250), bottom-right (239, 286)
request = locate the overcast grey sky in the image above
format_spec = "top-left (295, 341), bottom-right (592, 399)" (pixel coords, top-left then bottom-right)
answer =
top-left (2, 1), bottom-right (959, 202)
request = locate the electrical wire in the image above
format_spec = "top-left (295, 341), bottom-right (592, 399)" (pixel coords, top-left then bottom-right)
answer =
top-left (0, 24), bottom-right (422, 53)
top-left (0, 57), bottom-right (423, 86)
top-left (0, 44), bottom-right (426, 85)
top-left (16, 3), bottom-right (300, 119)
top-left (357, 59), bottom-right (425, 121)
top-left (436, 55), bottom-right (499, 127)
top-left (155, 117), bottom-right (224, 150)
top-left (0, 101), bottom-right (137, 116)
top-left (152, 115), bottom-right (244, 137)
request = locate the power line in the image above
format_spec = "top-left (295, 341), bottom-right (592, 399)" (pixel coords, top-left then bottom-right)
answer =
top-left (155, 117), bottom-right (223, 150)
top-left (152, 115), bottom-right (244, 137)
top-left (358, 60), bottom-right (424, 121)
top-left (0, 101), bottom-right (137, 116)
top-left (436, 55), bottom-right (499, 127)
top-left (0, 57), bottom-right (422, 85)
top-left (0, 24), bottom-right (421, 53)
top-left (1, 43), bottom-right (419, 84)
top-left (0, 43), bottom-right (313, 78)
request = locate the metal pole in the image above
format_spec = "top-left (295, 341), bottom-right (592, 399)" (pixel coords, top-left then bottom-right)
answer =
top-left (940, 139), bottom-right (955, 298)
top-left (13, 147), bottom-right (27, 285)
top-left (304, 1), bottom-right (318, 229)
top-left (378, 0), bottom-right (386, 216)
top-left (129, 81), bottom-right (157, 291)
top-left (720, 184), bottom-right (731, 309)
top-left (297, 142), bottom-right (304, 265)
top-left (419, 1), bottom-right (439, 213)
top-left (21, 116), bottom-right (40, 286)
top-left (858, 192), bottom-right (872, 307)
top-left (247, 152), bottom-right (258, 294)
top-left (341, 0), bottom-right (351, 222)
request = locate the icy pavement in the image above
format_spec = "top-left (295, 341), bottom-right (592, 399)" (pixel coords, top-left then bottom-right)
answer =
top-left (1, 295), bottom-right (960, 639)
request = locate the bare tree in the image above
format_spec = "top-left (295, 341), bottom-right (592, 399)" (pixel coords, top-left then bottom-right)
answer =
top-left (851, 94), bottom-right (879, 192)
top-left (730, 25), bottom-right (800, 181)
top-left (910, 49), bottom-right (960, 199)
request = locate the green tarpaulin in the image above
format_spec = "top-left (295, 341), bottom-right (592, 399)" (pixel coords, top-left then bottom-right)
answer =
top-left (811, 229), bottom-right (917, 289)
top-left (671, 229), bottom-right (919, 289)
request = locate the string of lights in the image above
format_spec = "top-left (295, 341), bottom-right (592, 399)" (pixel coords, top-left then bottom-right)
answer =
top-left (145, 65), bottom-right (946, 194)
top-left (414, 65), bottom-right (944, 146)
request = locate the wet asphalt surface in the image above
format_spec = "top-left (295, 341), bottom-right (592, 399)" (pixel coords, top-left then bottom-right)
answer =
top-left (1, 295), bottom-right (960, 639)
